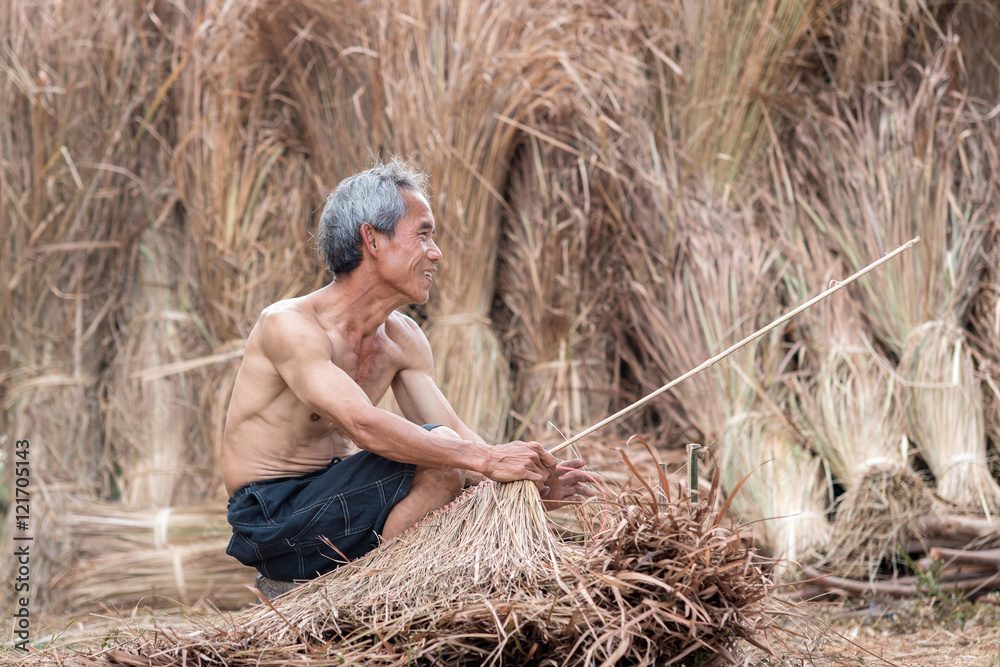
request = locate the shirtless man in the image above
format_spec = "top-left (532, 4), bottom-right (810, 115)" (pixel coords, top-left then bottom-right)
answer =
top-left (223, 159), bottom-right (593, 586)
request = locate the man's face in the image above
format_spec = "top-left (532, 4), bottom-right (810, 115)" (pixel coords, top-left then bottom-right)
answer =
top-left (379, 189), bottom-right (441, 304)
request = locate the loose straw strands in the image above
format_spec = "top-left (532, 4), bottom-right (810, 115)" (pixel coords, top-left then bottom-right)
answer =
top-left (806, 0), bottom-right (928, 93)
top-left (247, 481), bottom-right (563, 639)
top-left (635, 0), bottom-right (812, 187)
top-left (107, 474), bottom-right (774, 666)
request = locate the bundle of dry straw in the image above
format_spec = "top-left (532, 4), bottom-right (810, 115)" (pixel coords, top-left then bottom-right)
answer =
top-left (626, 189), bottom-right (831, 568)
top-left (765, 176), bottom-right (932, 577)
top-left (108, 472), bottom-right (773, 666)
top-left (49, 502), bottom-right (252, 612)
top-left (788, 40), bottom-right (1000, 515)
top-left (497, 138), bottom-right (622, 441)
top-left (0, 0), bottom-right (186, 609)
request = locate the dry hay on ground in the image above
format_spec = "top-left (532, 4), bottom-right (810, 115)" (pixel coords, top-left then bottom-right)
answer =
top-left (102, 477), bottom-right (774, 666)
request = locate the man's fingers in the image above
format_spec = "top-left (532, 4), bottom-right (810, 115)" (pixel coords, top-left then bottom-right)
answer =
top-left (556, 469), bottom-right (593, 485)
top-left (525, 441), bottom-right (556, 469)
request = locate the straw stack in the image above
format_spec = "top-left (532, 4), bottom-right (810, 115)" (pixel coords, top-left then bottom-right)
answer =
top-left (971, 226), bottom-right (1000, 465)
top-left (48, 502), bottom-right (253, 611)
top-left (0, 0), bottom-right (179, 609)
top-left (720, 413), bottom-right (830, 571)
top-left (625, 183), bottom-right (831, 567)
top-left (765, 183), bottom-right (933, 576)
top-left (498, 141), bottom-right (610, 441)
top-left (789, 39), bottom-right (1000, 515)
top-left (635, 0), bottom-right (813, 186)
top-left (107, 475), bottom-right (774, 666)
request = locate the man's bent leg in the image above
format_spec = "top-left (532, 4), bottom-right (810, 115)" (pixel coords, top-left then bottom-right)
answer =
top-left (382, 426), bottom-right (466, 539)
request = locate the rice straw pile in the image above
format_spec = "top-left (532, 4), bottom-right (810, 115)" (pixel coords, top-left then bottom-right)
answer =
top-left (801, 327), bottom-right (932, 575)
top-left (971, 221), bottom-right (1000, 465)
top-left (0, 0), bottom-right (182, 606)
top-left (497, 139), bottom-right (621, 441)
top-left (788, 38), bottom-right (1000, 515)
top-left (106, 475), bottom-right (774, 666)
top-left (720, 413), bottom-right (830, 572)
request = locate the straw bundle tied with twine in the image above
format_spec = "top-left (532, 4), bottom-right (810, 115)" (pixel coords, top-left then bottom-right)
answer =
top-left (0, 0), bottom-right (188, 608)
top-left (625, 191), bottom-right (832, 567)
top-left (48, 502), bottom-right (254, 612)
top-left (789, 40), bottom-right (1000, 515)
top-left (497, 137), bottom-right (622, 442)
top-left (803, 330), bottom-right (932, 577)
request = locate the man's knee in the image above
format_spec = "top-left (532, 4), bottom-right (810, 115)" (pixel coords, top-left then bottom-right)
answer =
top-left (411, 465), bottom-right (465, 498)
top-left (409, 426), bottom-right (468, 497)
top-left (427, 424), bottom-right (461, 440)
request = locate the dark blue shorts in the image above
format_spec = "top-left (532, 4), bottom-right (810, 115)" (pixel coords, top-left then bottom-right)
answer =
top-left (226, 449), bottom-right (416, 581)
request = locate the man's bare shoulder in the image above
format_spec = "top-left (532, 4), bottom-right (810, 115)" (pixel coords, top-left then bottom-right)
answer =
top-left (384, 311), bottom-right (429, 344)
top-left (252, 297), bottom-right (329, 357)
top-left (384, 311), bottom-right (433, 366)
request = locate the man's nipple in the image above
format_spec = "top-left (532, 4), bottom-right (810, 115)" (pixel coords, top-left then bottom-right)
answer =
top-left (310, 413), bottom-right (321, 422)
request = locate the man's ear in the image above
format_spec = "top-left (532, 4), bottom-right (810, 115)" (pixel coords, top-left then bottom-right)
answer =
top-left (360, 223), bottom-right (379, 255)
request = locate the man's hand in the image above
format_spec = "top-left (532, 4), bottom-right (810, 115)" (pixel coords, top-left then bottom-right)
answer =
top-left (539, 458), bottom-right (597, 510)
top-left (482, 441), bottom-right (557, 489)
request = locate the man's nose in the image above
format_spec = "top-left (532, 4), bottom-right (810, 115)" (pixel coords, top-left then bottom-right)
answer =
top-left (428, 238), bottom-right (443, 261)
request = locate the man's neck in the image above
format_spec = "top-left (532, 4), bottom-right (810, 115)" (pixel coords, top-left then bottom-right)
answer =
top-left (313, 271), bottom-right (407, 340)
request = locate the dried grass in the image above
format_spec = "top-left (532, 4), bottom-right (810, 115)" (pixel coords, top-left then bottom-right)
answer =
top-left (807, 0), bottom-right (928, 93)
top-left (5, 0), bottom-right (1000, 629)
top-left (622, 184), bottom-right (831, 570)
top-left (636, 0), bottom-right (813, 187)
top-left (787, 37), bottom-right (999, 514)
top-left (496, 138), bottom-right (626, 441)
top-left (0, 0), bottom-right (180, 610)
top-left (720, 412), bottom-right (831, 573)
top-left (104, 472), bottom-right (774, 666)
top-left (46, 501), bottom-right (252, 613)
top-left (901, 320), bottom-right (998, 514)
top-left (765, 153), bottom-right (933, 577)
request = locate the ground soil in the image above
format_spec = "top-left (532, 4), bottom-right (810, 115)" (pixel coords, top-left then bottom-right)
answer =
top-left (752, 595), bottom-right (1000, 666)
top-left (17, 596), bottom-right (1000, 665)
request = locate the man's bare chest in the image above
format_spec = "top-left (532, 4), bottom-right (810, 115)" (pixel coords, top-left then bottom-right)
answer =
top-left (340, 345), bottom-right (402, 404)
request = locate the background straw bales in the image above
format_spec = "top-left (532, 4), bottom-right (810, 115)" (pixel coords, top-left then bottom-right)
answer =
top-left (2, 0), bottom-right (1000, 620)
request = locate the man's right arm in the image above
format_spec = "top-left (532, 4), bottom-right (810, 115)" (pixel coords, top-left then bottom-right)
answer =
top-left (261, 310), bottom-right (554, 485)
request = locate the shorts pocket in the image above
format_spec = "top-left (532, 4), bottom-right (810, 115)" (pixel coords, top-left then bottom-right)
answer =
top-left (289, 481), bottom-right (387, 544)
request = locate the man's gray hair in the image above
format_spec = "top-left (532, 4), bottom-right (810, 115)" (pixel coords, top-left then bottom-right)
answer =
top-left (318, 159), bottom-right (430, 276)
